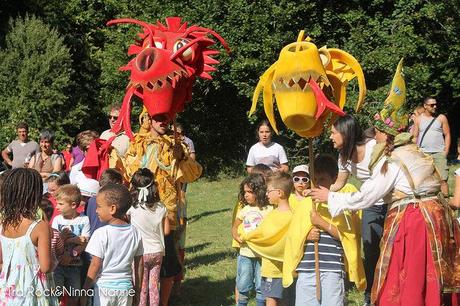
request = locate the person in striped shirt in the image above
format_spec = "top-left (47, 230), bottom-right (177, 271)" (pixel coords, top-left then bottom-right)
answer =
top-left (290, 155), bottom-right (365, 306)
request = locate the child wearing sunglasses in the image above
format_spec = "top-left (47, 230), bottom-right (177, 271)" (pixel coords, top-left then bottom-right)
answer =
top-left (289, 165), bottom-right (311, 212)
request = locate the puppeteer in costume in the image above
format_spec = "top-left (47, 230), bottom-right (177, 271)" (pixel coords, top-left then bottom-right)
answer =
top-left (105, 17), bottom-right (230, 229)
top-left (315, 59), bottom-right (460, 305)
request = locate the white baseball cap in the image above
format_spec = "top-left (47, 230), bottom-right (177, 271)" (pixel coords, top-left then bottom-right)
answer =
top-left (77, 178), bottom-right (100, 197)
top-left (292, 164), bottom-right (309, 175)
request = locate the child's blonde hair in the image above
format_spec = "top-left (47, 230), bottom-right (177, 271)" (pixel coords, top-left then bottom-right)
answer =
top-left (55, 184), bottom-right (82, 206)
top-left (266, 172), bottom-right (293, 196)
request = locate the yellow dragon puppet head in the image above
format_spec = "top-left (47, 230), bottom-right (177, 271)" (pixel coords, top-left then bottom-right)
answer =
top-left (250, 31), bottom-right (366, 137)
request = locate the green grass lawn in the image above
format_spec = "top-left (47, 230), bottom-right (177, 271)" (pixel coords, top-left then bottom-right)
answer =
top-left (172, 165), bottom-right (460, 305)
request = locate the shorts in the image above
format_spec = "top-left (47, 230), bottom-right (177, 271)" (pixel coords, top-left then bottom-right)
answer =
top-left (261, 277), bottom-right (284, 300)
top-left (429, 152), bottom-right (448, 180)
top-left (54, 265), bottom-right (81, 296)
top-left (160, 231), bottom-right (182, 278)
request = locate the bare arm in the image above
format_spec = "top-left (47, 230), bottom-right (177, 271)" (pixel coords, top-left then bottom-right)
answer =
top-left (280, 163), bottom-right (289, 173)
top-left (412, 116), bottom-right (420, 142)
top-left (33, 221), bottom-right (53, 273)
top-left (53, 156), bottom-right (63, 172)
top-left (28, 154), bottom-right (36, 169)
top-left (440, 115), bottom-right (451, 155)
top-left (329, 171), bottom-right (349, 192)
top-left (81, 255), bottom-right (102, 305)
top-left (189, 152), bottom-right (196, 160)
top-left (1, 148), bottom-right (12, 166)
top-left (310, 209), bottom-right (340, 240)
top-left (163, 217), bottom-right (170, 236)
top-left (133, 255), bottom-right (143, 305)
top-left (232, 218), bottom-right (243, 243)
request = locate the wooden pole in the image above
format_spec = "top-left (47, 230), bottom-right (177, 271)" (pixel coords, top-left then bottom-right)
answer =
top-left (309, 139), bottom-right (321, 302)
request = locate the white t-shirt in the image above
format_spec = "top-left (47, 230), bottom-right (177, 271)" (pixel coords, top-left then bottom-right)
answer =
top-left (338, 139), bottom-right (384, 206)
top-left (52, 214), bottom-right (91, 265)
top-left (85, 224), bottom-right (143, 287)
top-left (69, 160), bottom-right (86, 185)
top-left (127, 203), bottom-right (167, 255)
top-left (52, 214), bottom-right (91, 238)
top-left (100, 130), bottom-right (130, 157)
top-left (455, 168), bottom-right (460, 176)
top-left (237, 205), bottom-right (273, 257)
top-left (246, 142), bottom-right (288, 170)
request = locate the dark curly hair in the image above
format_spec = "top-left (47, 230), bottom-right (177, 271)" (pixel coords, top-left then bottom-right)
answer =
top-left (0, 168), bottom-right (43, 228)
top-left (130, 168), bottom-right (160, 210)
top-left (238, 174), bottom-right (268, 208)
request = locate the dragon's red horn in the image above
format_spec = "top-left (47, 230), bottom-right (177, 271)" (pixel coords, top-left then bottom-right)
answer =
top-left (107, 18), bottom-right (154, 39)
top-left (185, 26), bottom-right (231, 54)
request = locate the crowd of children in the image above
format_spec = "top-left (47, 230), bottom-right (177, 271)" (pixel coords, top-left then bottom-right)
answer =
top-left (232, 155), bottom-right (365, 306)
top-left (0, 166), bottom-right (178, 306)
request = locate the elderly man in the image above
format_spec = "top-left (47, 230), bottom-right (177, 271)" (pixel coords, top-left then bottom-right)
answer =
top-left (413, 97), bottom-right (451, 195)
top-left (2, 122), bottom-right (40, 169)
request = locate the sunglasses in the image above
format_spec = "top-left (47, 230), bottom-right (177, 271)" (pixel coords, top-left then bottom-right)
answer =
top-left (293, 176), bottom-right (310, 183)
top-left (426, 103), bottom-right (437, 107)
top-left (150, 114), bottom-right (169, 123)
top-left (108, 115), bottom-right (118, 120)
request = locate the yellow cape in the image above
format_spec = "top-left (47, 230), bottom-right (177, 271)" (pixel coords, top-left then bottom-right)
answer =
top-left (283, 184), bottom-right (366, 290)
top-left (239, 209), bottom-right (293, 262)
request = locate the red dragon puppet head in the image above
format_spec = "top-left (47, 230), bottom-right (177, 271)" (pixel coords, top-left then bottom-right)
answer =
top-left (107, 17), bottom-right (230, 138)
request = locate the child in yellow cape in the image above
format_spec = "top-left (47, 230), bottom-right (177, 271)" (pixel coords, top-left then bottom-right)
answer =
top-left (239, 172), bottom-right (293, 306)
top-left (284, 155), bottom-right (366, 305)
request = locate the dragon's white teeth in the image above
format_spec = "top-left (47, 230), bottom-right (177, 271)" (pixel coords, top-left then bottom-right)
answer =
top-left (292, 75), bottom-right (301, 83)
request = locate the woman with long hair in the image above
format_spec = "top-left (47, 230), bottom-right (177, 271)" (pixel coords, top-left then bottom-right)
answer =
top-left (328, 115), bottom-right (386, 305)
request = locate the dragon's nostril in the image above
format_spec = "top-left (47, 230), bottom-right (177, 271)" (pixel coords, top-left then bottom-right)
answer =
top-left (136, 48), bottom-right (156, 72)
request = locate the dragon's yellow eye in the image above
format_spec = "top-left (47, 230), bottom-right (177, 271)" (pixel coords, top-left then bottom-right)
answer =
top-left (173, 39), bottom-right (193, 61)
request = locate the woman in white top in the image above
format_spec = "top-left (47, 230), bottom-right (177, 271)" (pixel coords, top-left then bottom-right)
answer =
top-left (311, 112), bottom-right (460, 305)
top-left (246, 120), bottom-right (289, 173)
top-left (328, 115), bottom-right (386, 305)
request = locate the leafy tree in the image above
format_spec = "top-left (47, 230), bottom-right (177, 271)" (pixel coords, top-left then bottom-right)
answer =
top-left (0, 15), bottom-right (86, 147)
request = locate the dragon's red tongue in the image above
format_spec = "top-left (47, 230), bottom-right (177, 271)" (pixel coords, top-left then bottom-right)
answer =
top-left (308, 78), bottom-right (345, 119)
top-left (111, 86), bottom-right (135, 139)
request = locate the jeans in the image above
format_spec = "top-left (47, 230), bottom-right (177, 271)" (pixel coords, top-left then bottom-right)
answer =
top-left (236, 255), bottom-right (264, 306)
top-left (362, 205), bottom-right (387, 304)
top-left (295, 271), bottom-right (344, 306)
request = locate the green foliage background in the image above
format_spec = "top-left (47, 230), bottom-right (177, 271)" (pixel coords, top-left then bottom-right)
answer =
top-left (0, 0), bottom-right (459, 178)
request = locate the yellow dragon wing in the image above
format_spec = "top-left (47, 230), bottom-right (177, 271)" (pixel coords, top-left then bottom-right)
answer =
top-left (326, 48), bottom-right (366, 111)
top-left (250, 62), bottom-right (279, 133)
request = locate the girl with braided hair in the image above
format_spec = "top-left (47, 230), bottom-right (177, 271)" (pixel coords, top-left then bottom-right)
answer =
top-left (0, 168), bottom-right (59, 305)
